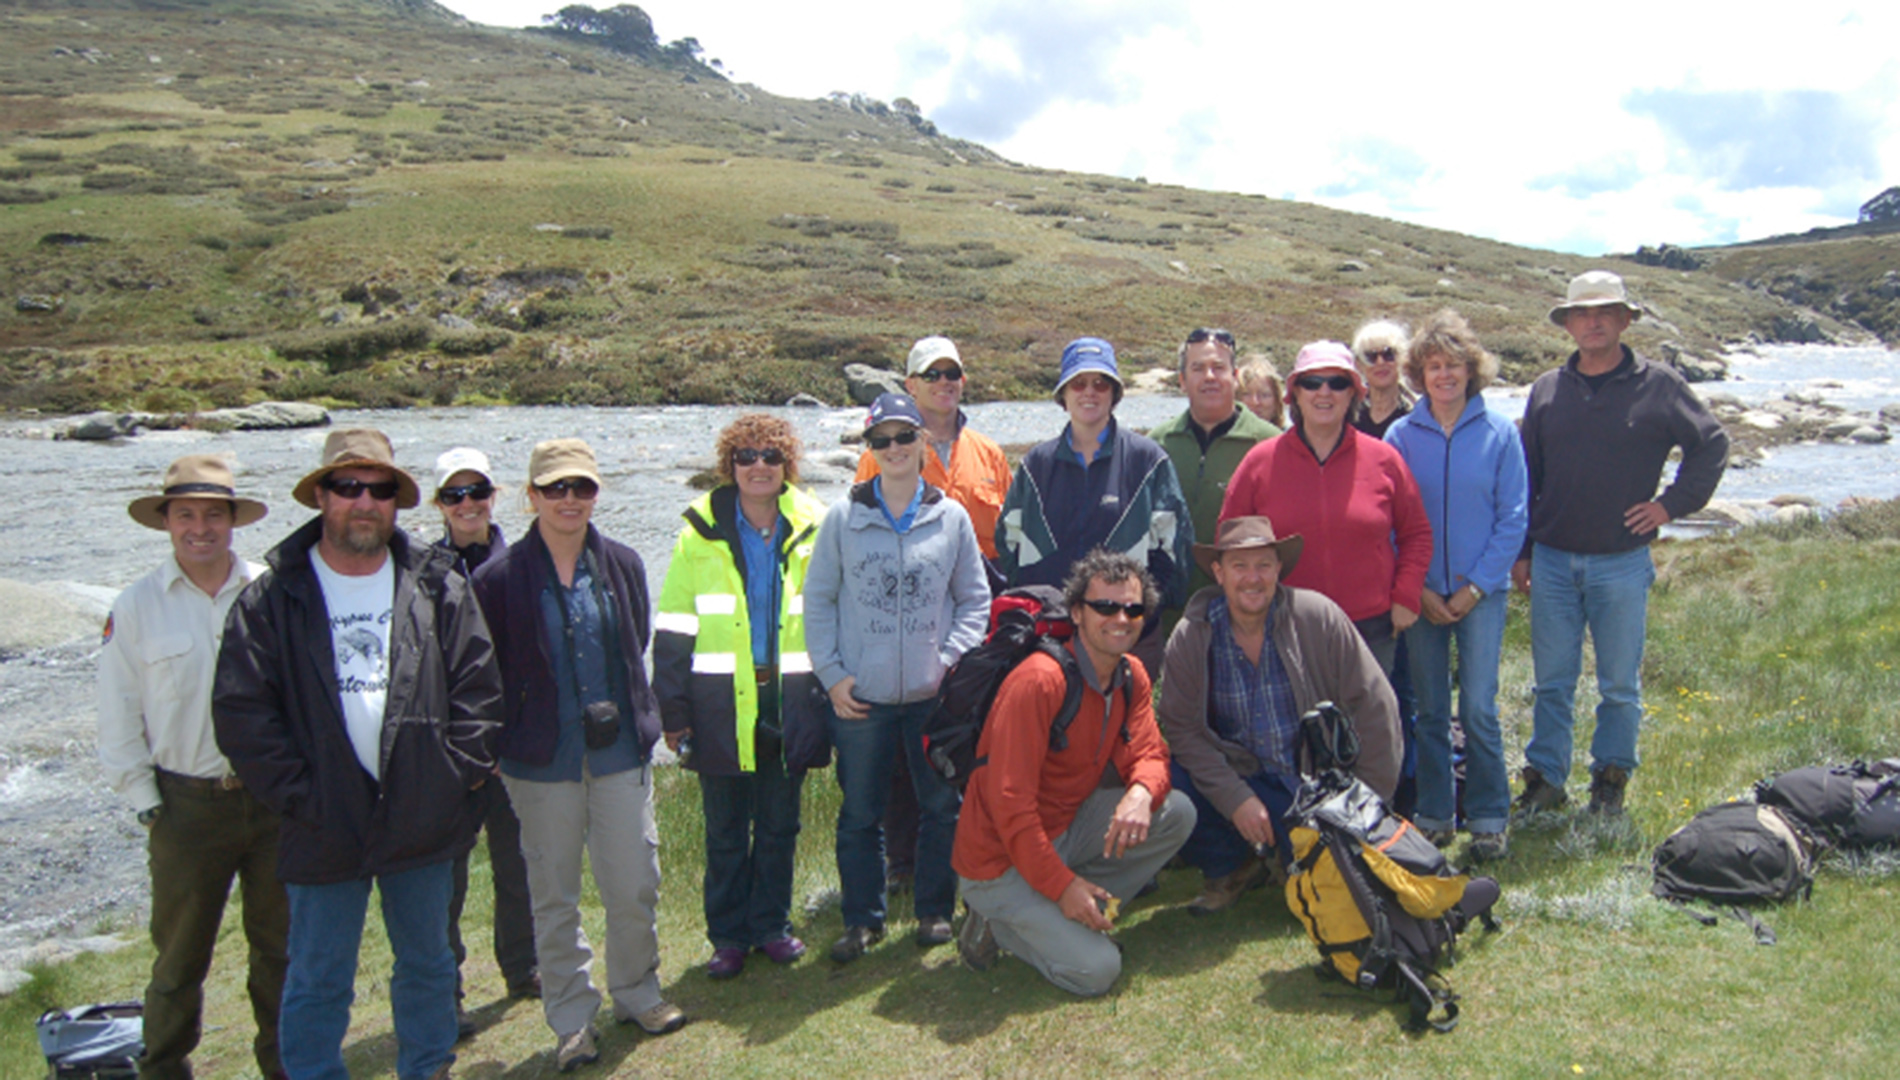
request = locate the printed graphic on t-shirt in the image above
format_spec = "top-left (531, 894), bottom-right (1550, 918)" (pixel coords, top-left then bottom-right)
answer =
top-left (310, 548), bottom-right (394, 781)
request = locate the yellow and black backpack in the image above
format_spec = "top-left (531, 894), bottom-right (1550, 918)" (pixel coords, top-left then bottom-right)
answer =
top-left (1283, 704), bottom-right (1501, 1032)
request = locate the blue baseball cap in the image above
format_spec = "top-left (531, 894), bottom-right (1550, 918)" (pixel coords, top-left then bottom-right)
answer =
top-left (1053, 336), bottom-right (1123, 402)
top-left (865, 392), bottom-right (925, 431)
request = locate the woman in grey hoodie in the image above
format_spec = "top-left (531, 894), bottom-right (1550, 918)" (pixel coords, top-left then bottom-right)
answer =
top-left (804, 393), bottom-right (991, 964)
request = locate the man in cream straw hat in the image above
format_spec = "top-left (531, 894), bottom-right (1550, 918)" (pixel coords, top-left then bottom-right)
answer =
top-left (1512, 271), bottom-right (1728, 820)
top-left (214, 428), bottom-right (502, 1080)
top-left (1158, 516), bottom-right (1401, 916)
top-left (101, 454), bottom-right (287, 1080)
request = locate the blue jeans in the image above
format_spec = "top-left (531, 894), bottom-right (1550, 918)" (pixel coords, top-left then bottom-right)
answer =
top-left (1169, 761), bottom-right (1299, 877)
top-left (700, 755), bottom-right (805, 950)
top-left (1526, 543), bottom-right (1655, 787)
top-left (281, 861), bottom-right (457, 1080)
top-left (830, 699), bottom-right (961, 926)
top-left (1407, 589), bottom-right (1510, 834)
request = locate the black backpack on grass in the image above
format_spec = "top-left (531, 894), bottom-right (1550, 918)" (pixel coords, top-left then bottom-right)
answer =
top-left (920, 585), bottom-right (1129, 790)
top-left (1754, 759), bottom-right (1900, 848)
top-left (1283, 703), bottom-right (1501, 1033)
top-left (1651, 801), bottom-right (1821, 945)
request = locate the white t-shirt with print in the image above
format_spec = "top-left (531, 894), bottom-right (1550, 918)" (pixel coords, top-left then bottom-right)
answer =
top-left (310, 546), bottom-right (395, 781)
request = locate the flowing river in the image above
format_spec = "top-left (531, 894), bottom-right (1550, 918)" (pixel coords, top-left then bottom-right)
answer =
top-left (0, 343), bottom-right (1894, 989)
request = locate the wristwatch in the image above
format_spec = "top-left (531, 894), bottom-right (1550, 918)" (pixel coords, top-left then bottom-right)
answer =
top-left (137, 806), bottom-right (161, 827)
top-left (1465, 584), bottom-right (1485, 602)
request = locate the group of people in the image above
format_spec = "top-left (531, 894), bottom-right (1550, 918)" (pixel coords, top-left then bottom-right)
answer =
top-left (97, 269), bottom-right (1727, 1077)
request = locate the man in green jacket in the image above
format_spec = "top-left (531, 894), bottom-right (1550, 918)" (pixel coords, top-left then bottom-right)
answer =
top-left (1148, 327), bottom-right (1281, 642)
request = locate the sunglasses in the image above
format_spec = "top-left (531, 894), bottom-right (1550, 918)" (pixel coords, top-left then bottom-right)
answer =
top-left (731, 447), bottom-right (787, 467)
top-left (915, 366), bottom-right (963, 383)
top-left (1362, 348), bottom-right (1398, 365)
top-left (1296, 374), bottom-right (1356, 392)
top-left (436, 482), bottom-right (494, 506)
top-left (1081, 598), bottom-right (1147, 619)
top-left (866, 429), bottom-right (920, 450)
top-left (535, 477), bottom-right (599, 500)
top-left (1185, 327), bottom-right (1237, 349)
top-left (322, 476), bottom-right (400, 502)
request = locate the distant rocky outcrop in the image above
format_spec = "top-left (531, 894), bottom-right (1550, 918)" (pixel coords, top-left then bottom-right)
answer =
top-left (1859, 186), bottom-right (1900, 224)
top-left (1625, 243), bottom-right (1706, 271)
top-left (58, 401), bottom-right (330, 440)
top-left (842, 363), bottom-right (904, 405)
top-left (1703, 390), bottom-right (1891, 467)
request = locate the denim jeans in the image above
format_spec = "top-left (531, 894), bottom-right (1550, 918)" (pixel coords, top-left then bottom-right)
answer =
top-left (1407, 589), bottom-right (1510, 834)
top-left (1169, 760), bottom-right (1299, 876)
top-left (700, 754), bottom-right (805, 950)
top-left (1526, 543), bottom-right (1655, 786)
top-left (830, 698), bottom-right (961, 926)
top-left (281, 860), bottom-right (456, 1080)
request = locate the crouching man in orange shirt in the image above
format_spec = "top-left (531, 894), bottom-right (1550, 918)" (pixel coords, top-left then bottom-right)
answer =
top-left (951, 549), bottom-right (1197, 996)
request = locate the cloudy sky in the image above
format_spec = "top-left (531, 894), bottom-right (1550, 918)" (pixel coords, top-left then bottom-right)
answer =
top-left (441, 1), bottom-right (1899, 255)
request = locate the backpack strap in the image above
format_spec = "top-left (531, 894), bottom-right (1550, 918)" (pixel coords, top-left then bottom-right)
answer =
top-left (1040, 641), bottom-right (1134, 753)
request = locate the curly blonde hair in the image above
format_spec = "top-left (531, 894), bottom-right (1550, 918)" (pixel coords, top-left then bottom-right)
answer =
top-left (712, 414), bottom-right (802, 487)
top-left (1404, 309), bottom-right (1499, 398)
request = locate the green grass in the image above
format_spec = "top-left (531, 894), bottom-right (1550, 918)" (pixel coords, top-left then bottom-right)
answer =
top-left (6, 505), bottom-right (1900, 1077)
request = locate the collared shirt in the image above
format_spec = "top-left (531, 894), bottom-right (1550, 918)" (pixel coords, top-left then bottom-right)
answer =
top-left (503, 554), bottom-right (642, 782)
top-left (872, 475), bottom-right (924, 534)
top-left (97, 554), bottom-right (261, 811)
top-left (737, 513), bottom-right (785, 666)
top-left (1207, 594), bottom-right (1300, 775)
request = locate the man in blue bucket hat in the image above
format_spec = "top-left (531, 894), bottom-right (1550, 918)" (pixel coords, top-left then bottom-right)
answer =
top-left (995, 336), bottom-right (1192, 679)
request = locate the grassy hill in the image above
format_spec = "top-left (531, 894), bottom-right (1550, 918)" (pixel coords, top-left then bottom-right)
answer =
top-left (0, 0), bottom-right (1881, 414)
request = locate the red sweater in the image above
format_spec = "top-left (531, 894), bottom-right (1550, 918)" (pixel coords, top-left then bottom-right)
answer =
top-left (1219, 429), bottom-right (1432, 622)
top-left (951, 647), bottom-right (1172, 900)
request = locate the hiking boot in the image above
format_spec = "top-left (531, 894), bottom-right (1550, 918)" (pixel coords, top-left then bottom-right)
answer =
top-left (620, 1001), bottom-right (686, 1036)
top-left (506, 971), bottom-right (542, 1000)
top-left (758, 936), bottom-right (807, 965)
top-left (828, 924), bottom-right (884, 964)
top-left (555, 1025), bottom-right (599, 1072)
top-left (707, 946), bottom-right (747, 979)
top-left (1468, 831), bottom-right (1509, 862)
top-left (1511, 766), bottom-right (1569, 819)
top-left (957, 908), bottom-right (998, 972)
top-left (1422, 826), bottom-right (1456, 848)
top-left (1588, 765), bottom-right (1630, 816)
top-left (1187, 859), bottom-right (1270, 917)
top-left (915, 915), bottom-right (954, 948)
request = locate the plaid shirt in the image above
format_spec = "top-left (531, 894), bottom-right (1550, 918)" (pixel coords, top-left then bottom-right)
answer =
top-left (1207, 594), bottom-right (1301, 775)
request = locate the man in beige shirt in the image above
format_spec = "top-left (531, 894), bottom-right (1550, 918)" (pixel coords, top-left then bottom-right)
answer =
top-left (98, 454), bottom-right (288, 1080)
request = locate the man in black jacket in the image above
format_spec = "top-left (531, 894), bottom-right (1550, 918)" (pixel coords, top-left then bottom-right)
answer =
top-left (214, 428), bottom-right (502, 1080)
top-left (1510, 272), bottom-right (1728, 819)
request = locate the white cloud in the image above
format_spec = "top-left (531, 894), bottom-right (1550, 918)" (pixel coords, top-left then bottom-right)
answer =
top-left (440, 1), bottom-right (1900, 253)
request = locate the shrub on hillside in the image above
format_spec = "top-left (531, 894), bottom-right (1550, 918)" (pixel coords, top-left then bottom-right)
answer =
top-left (271, 319), bottom-right (433, 373)
top-left (435, 328), bottom-right (515, 356)
top-left (0, 185), bottom-right (55, 204)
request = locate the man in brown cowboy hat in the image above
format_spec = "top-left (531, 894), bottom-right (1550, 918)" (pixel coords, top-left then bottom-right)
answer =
top-left (1511, 270), bottom-right (1728, 819)
top-left (214, 428), bottom-right (503, 1080)
top-left (1158, 515), bottom-right (1402, 915)
top-left (99, 454), bottom-right (288, 1080)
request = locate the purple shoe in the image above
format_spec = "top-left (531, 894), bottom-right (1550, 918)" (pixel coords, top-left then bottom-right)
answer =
top-left (758, 936), bottom-right (807, 965)
top-left (707, 946), bottom-right (747, 979)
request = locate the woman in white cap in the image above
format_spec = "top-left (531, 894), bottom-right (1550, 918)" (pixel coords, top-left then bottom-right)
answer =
top-left (468, 439), bottom-right (682, 1071)
top-left (805, 392), bottom-right (990, 964)
top-left (1220, 341), bottom-right (1433, 677)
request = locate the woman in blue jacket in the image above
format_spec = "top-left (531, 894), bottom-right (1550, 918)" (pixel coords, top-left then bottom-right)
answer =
top-left (1384, 310), bottom-right (1528, 863)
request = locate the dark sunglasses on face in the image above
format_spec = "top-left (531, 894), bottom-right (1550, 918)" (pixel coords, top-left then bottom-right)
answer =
top-left (915, 366), bottom-right (963, 383)
top-left (1296, 374), bottom-right (1356, 392)
top-left (1081, 598), bottom-right (1147, 619)
top-left (436, 482), bottom-right (494, 506)
top-left (1363, 348), bottom-right (1398, 365)
top-left (865, 429), bottom-right (920, 450)
top-left (536, 477), bottom-right (599, 500)
top-left (1185, 327), bottom-right (1237, 349)
top-left (322, 476), bottom-right (400, 502)
top-left (731, 447), bottom-right (787, 467)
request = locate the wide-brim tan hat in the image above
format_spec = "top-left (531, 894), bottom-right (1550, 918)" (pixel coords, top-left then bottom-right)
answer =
top-left (128, 454), bottom-right (269, 530)
top-left (1192, 515), bottom-right (1303, 581)
top-left (528, 438), bottom-right (601, 487)
top-left (291, 428), bottom-right (421, 509)
top-left (1548, 269), bottom-right (1643, 327)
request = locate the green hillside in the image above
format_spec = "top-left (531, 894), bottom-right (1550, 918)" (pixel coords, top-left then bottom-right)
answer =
top-left (0, 0), bottom-right (1876, 413)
